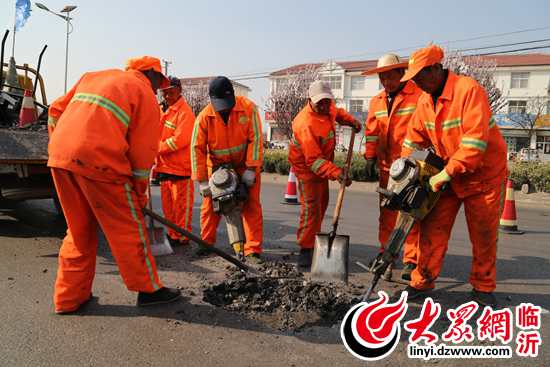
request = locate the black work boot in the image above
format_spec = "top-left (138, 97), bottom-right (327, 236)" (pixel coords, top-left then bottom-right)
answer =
top-left (471, 289), bottom-right (497, 307)
top-left (392, 285), bottom-right (431, 303)
top-left (137, 287), bottom-right (182, 307)
top-left (297, 248), bottom-right (314, 270)
top-left (401, 262), bottom-right (417, 281)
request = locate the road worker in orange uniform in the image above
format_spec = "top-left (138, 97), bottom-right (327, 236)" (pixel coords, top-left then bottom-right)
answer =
top-left (399, 45), bottom-right (508, 307)
top-left (289, 80), bottom-right (362, 269)
top-left (363, 54), bottom-right (423, 282)
top-left (155, 76), bottom-right (196, 246)
top-left (47, 56), bottom-right (182, 314)
top-left (191, 76), bottom-right (264, 261)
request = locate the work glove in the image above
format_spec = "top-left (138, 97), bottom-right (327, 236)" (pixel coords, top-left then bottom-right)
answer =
top-left (350, 119), bottom-right (362, 133)
top-left (337, 172), bottom-right (352, 187)
top-left (364, 158), bottom-right (378, 182)
top-left (241, 169), bottom-right (256, 187)
top-left (199, 181), bottom-right (212, 197)
top-left (429, 169), bottom-right (451, 192)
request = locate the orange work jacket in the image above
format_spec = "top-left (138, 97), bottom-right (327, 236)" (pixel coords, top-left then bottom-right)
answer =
top-left (289, 101), bottom-right (355, 181)
top-left (156, 97), bottom-right (196, 177)
top-left (364, 81), bottom-right (423, 172)
top-left (47, 69), bottom-right (161, 197)
top-left (191, 96), bottom-right (263, 182)
top-left (402, 71), bottom-right (508, 198)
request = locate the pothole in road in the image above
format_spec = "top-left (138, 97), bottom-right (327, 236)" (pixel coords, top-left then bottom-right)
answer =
top-left (202, 261), bottom-right (364, 331)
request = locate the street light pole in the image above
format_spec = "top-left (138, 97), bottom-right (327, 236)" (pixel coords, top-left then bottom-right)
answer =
top-left (63, 11), bottom-right (71, 93)
top-left (35, 3), bottom-right (77, 93)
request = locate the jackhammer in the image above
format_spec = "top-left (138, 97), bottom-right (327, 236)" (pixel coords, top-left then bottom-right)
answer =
top-left (363, 149), bottom-right (445, 301)
top-left (209, 165), bottom-right (249, 259)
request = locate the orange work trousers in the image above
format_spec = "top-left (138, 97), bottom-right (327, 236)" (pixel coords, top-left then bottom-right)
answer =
top-left (410, 180), bottom-right (505, 293)
top-left (160, 178), bottom-right (194, 241)
top-left (296, 177), bottom-right (329, 249)
top-left (51, 168), bottom-right (162, 313)
top-left (200, 174), bottom-right (263, 256)
top-left (378, 171), bottom-right (418, 264)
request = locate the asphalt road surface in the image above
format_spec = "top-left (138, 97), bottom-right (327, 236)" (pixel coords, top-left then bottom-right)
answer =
top-left (1, 177), bottom-right (548, 366)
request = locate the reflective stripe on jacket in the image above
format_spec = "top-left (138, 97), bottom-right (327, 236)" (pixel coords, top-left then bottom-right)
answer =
top-left (402, 71), bottom-right (508, 198)
top-left (47, 69), bottom-right (161, 198)
top-left (289, 101), bottom-right (355, 181)
top-left (156, 97), bottom-right (196, 176)
top-left (364, 81), bottom-right (422, 171)
top-left (191, 96), bottom-right (263, 182)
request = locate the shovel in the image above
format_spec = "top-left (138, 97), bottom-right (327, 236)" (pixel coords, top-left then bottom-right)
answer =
top-left (311, 129), bottom-right (356, 284)
top-left (146, 184), bottom-right (174, 256)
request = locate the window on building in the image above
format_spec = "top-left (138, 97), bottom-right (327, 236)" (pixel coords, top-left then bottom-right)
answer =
top-left (275, 78), bottom-right (288, 92)
top-left (349, 99), bottom-right (364, 113)
top-left (350, 76), bottom-right (365, 91)
top-left (510, 72), bottom-right (529, 89)
top-left (321, 76), bottom-right (342, 90)
top-left (508, 100), bottom-right (527, 114)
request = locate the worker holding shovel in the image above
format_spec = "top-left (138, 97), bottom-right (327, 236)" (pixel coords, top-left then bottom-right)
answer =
top-left (289, 80), bottom-right (362, 270)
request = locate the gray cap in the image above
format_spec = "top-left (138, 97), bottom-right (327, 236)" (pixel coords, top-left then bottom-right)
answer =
top-left (308, 80), bottom-right (334, 104)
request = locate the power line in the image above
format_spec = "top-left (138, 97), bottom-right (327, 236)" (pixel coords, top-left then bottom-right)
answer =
top-left (230, 26), bottom-right (550, 80)
top-left (458, 38), bottom-right (550, 52)
top-left (230, 38), bottom-right (550, 82)
top-left (473, 44), bottom-right (550, 56)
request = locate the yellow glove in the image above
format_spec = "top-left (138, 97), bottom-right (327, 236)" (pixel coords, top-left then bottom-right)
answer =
top-left (429, 169), bottom-right (451, 192)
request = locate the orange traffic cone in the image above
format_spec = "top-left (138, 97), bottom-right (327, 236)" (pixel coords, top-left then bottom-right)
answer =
top-left (499, 179), bottom-right (524, 234)
top-left (18, 89), bottom-right (37, 127)
top-left (282, 166), bottom-right (299, 205)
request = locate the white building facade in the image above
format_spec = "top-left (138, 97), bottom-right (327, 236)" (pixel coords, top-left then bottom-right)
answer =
top-left (266, 54), bottom-right (550, 160)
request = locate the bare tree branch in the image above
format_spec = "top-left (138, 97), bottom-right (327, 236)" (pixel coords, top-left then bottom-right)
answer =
top-left (265, 66), bottom-right (320, 140)
top-left (444, 52), bottom-right (507, 113)
top-left (181, 82), bottom-right (210, 116)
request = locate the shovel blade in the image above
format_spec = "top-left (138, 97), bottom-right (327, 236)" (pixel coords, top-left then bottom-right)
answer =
top-left (311, 233), bottom-right (349, 284)
top-left (145, 216), bottom-right (173, 257)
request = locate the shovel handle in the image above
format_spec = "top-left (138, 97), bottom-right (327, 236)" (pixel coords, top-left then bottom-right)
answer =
top-left (331, 129), bottom-right (356, 229)
top-left (142, 207), bottom-right (252, 273)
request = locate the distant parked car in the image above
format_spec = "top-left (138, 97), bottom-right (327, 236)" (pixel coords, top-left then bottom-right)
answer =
top-left (270, 141), bottom-right (289, 150)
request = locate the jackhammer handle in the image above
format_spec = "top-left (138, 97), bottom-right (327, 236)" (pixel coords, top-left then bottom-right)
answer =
top-left (331, 130), bottom-right (356, 229)
top-left (142, 207), bottom-right (252, 273)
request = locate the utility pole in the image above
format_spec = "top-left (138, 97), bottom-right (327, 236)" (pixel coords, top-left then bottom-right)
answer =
top-left (162, 59), bottom-right (172, 76)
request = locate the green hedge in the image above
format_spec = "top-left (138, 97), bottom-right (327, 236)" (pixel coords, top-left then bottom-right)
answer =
top-left (508, 162), bottom-right (550, 193)
top-left (264, 150), bottom-right (550, 192)
top-left (263, 149), bottom-right (370, 181)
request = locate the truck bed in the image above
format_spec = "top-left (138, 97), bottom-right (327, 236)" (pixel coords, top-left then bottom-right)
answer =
top-left (0, 128), bottom-right (49, 163)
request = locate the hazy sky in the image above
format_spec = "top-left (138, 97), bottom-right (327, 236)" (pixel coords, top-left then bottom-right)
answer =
top-left (1, 0), bottom-right (549, 111)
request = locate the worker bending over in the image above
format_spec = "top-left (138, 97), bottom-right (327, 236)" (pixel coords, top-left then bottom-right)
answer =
top-left (48, 56), bottom-right (181, 314)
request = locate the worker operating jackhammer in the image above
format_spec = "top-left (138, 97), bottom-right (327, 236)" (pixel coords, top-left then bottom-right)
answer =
top-left (396, 45), bottom-right (508, 307)
top-left (191, 76), bottom-right (264, 262)
top-left (48, 56), bottom-right (182, 314)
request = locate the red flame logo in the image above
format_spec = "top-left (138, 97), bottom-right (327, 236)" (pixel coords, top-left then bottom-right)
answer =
top-left (341, 291), bottom-right (408, 361)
